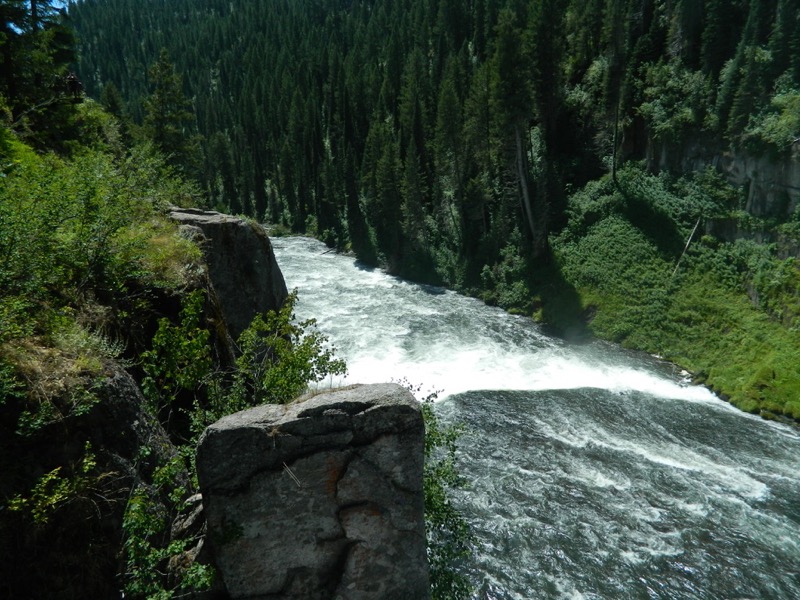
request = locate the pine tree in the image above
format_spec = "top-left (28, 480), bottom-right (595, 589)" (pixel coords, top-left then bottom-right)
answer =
top-left (489, 7), bottom-right (542, 255)
top-left (724, 1), bottom-right (776, 139)
top-left (1, 0), bottom-right (77, 144)
top-left (143, 48), bottom-right (201, 176)
top-left (527, 0), bottom-right (566, 144)
top-left (434, 59), bottom-right (464, 244)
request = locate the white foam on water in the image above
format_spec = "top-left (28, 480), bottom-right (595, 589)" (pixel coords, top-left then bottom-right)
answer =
top-left (322, 334), bottom-right (725, 407)
top-left (586, 433), bottom-right (770, 501)
top-left (545, 575), bottom-right (589, 600)
top-left (276, 236), bottom-right (800, 599)
top-left (566, 462), bottom-right (632, 492)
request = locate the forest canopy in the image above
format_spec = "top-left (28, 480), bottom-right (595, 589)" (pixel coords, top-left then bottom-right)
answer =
top-left (67, 0), bottom-right (800, 420)
top-left (67, 0), bottom-right (800, 279)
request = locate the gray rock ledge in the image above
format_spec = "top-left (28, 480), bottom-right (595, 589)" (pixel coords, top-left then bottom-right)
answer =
top-left (196, 383), bottom-right (430, 600)
top-left (170, 207), bottom-right (288, 342)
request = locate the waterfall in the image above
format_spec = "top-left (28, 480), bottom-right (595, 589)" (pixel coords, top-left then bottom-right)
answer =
top-left (273, 236), bottom-right (800, 599)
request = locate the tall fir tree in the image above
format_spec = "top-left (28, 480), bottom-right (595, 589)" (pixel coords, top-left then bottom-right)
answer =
top-left (143, 48), bottom-right (201, 177)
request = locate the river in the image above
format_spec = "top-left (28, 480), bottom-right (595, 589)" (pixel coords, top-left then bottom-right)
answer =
top-left (271, 236), bottom-right (800, 599)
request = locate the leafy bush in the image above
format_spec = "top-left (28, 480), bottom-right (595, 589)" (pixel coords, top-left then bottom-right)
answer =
top-left (399, 381), bottom-right (473, 600)
top-left (8, 441), bottom-right (100, 526)
top-left (0, 131), bottom-right (202, 342)
top-left (229, 290), bottom-right (347, 406)
top-left (743, 75), bottom-right (800, 155)
top-left (141, 290), bottom-right (213, 413)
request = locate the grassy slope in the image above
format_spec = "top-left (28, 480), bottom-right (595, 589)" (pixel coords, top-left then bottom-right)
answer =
top-left (538, 165), bottom-right (800, 421)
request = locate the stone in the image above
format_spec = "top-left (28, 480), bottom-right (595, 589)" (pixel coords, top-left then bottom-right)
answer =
top-left (170, 207), bottom-right (289, 342)
top-left (196, 383), bottom-right (430, 599)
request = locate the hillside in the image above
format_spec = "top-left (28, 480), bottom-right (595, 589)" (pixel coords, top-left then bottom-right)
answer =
top-left (0, 4), bottom-right (349, 597)
top-left (66, 0), bottom-right (800, 420)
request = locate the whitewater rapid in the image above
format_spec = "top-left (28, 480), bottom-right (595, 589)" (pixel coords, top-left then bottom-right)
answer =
top-left (272, 236), bottom-right (800, 599)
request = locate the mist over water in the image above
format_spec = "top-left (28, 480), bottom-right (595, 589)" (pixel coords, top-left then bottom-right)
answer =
top-left (272, 236), bottom-right (800, 599)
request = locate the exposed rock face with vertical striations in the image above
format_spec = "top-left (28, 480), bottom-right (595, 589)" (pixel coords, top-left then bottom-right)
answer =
top-left (196, 383), bottom-right (430, 599)
top-left (170, 207), bottom-right (288, 342)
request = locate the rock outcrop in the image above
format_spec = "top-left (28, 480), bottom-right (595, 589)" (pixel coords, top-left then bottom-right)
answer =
top-left (648, 139), bottom-right (800, 257)
top-left (170, 207), bottom-right (289, 342)
top-left (0, 363), bottom-right (186, 600)
top-left (196, 383), bottom-right (430, 600)
top-left (718, 148), bottom-right (800, 220)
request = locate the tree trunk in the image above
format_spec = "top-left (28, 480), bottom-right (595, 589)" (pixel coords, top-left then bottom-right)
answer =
top-left (515, 124), bottom-right (537, 248)
top-left (30, 1), bottom-right (39, 31)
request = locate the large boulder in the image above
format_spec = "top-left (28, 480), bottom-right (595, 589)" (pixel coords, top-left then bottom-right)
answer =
top-left (170, 208), bottom-right (288, 342)
top-left (196, 383), bottom-right (430, 599)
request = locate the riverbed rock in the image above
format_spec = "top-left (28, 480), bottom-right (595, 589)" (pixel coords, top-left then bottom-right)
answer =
top-left (196, 383), bottom-right (430, 599)
top-left (170, 207), bottom-right (288, 342)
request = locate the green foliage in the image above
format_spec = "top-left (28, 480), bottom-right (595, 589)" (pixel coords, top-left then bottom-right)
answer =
top-left (0, 125), bottom-right (209, 596)
top-left (143, 49), bottom-right (202, 178)
top-left (638, 60), bottom-right (713, 142)
top-left (139, 285), bottom-right (349, 440)
top-left (122, 454), bottom-right (213, 599)
top-left (8, 441), bottom-right (98, 525)
top-left (141, 290), bottom-right (212, 410)
top-left (69, 0), bottom-right (800, 285)
top-left (0, 133), bottom-right (201, 306)
top-left (122, 488), bottom-right (172, 599)
top-left (0, 358), bottom-right (23, 404)
top-left (229, 290), bottom-right (348, 406)
top-left (480, 229), bottom-right (534, 313)
top-left (0, 0), bottom-right (80, 148)
top-left (400, 381), bottom-right (473, 600)
top-left (551, 166), bottom-right (800, 419)
top-left (743, 82), bottom-right (800, 154)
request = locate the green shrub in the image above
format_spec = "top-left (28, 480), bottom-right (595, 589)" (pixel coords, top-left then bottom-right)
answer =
top-left (141, 290), bottom-right (213, 412)
top-left (228, 290), bottom-right (348, 406)
top-left (397, 381), bottom-right (472, 600)
top-left (743, 76), bottom-right (800, 155)
top-left (8, 441), bottom-right (99, 526)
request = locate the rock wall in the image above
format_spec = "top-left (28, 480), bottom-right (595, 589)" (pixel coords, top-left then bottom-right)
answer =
top-left (718, 148), bottom-right (800, 219)
top-left (170, 208), bottom-right (289, 343)
top-left (0, 364), bottom-right (185, 600)
top-left (648, 138), bottom-right (800, 256)
top-left (649, 138), bottom-right (800, 220)
top-left (196, 383), bottom-right (430, 600)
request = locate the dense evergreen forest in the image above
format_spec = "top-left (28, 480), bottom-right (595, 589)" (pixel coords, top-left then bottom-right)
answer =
top-left (69, 0), bottom-right (799, 273)
top-left (67, 0), bottom-right (800, 419)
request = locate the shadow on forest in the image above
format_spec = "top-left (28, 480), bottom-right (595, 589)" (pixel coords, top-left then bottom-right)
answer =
top-left (532, 256), bottom-right (592, 343)
top-left (617, 180), bottom-right (684, 257)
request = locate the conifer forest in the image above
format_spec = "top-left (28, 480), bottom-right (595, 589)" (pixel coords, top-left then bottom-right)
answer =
top-left (66, 0), bottom-right (800, 420)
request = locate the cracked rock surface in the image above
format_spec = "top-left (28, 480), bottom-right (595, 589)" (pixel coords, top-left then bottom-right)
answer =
top-left (196, 383), bottom-right (430, 599)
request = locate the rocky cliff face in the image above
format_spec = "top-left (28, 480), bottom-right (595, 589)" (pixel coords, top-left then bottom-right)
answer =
top-left (196, 383), bottom-right (430, 600)
top-left (649, 139), bottom-right (800, 256)
top-left (718, 148), bottom-right (800, 219)
top-left (0, 363), bottom-right (184, 600)
top-left (0, 209), bottom-right (291, 599)
top-left (170, 208), bottom-right (289, 344)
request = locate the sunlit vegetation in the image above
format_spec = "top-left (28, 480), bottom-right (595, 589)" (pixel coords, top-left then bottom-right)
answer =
top-left (2, 0), bottom-right (800, 595)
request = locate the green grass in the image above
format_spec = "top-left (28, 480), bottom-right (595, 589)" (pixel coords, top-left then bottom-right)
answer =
top-left (545, 165), bottom-right (800, 422)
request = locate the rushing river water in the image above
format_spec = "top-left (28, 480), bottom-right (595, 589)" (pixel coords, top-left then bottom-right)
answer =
top-left (272, 236), bottom-right (800, 600)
